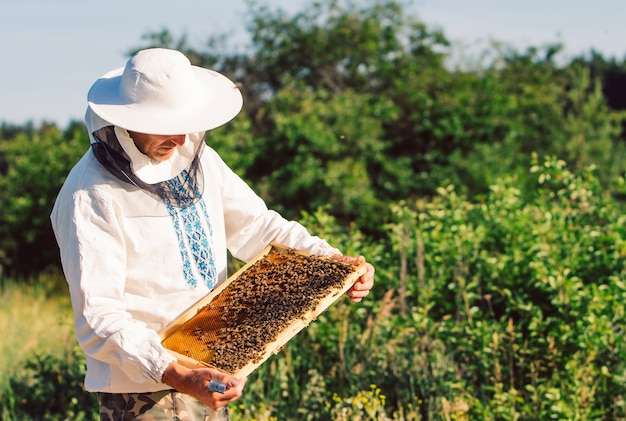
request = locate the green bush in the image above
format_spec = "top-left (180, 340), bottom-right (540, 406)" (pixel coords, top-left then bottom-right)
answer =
top-left (3, 344), bottom-right (98, 421)
top-left (0, 122), bottom-right (87, 276)
top-left (382, 156), bottom-right (626, 419)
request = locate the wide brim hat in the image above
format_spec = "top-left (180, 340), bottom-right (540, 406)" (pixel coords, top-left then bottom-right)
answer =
top-left (87, 48), bottom-right (243, 135)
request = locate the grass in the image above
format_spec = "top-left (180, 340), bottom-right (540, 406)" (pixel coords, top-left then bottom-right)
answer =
top-left (0, 272), bottom-right (75, 394)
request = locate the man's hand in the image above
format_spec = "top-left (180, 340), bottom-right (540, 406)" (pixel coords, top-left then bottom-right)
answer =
top-left (333, 255), bottom-right (375, 303)
top-left (161, 361), bottom-right (247, 411)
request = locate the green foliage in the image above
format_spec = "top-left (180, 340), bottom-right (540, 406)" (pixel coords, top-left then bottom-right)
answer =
top-left (0, 122), bottom-right (88, 276)
top-left (328, 385), bottom-right (392, 420)
top-left (430, 47), bottom-right (626, 197)
top-left (216, 0), bottom-right (626, 226)
top-left (5, 345), bottom-right (98, 421)
top-left (246, 0), bottom-right (448, 94)
top-left (250, 85), bottom-right (396, 227)
top-left (0, 271), bottom-right (98, 421)
top-left (383, 156), bottom-right (626, 419)
top-left (559, 66), bottom-right (626, 182)
top-left (240, 0), bottom-right (452, 217)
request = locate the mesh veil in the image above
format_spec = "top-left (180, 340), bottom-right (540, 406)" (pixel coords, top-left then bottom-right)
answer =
top-left (91, 126), bottom-right (205, 208)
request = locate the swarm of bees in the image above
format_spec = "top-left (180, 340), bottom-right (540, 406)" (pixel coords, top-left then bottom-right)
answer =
top-left (161, 246), bottom-right (359, 375)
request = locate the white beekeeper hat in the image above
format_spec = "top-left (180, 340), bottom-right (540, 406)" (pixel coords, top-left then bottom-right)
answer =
top-left (87, 48), bottom-right (243, 135)
top-left (85, 48), bottom-right (243, 184)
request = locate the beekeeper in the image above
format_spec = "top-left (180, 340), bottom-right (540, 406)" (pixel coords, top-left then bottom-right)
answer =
top-left (50, 48), bottom-right (375, 420)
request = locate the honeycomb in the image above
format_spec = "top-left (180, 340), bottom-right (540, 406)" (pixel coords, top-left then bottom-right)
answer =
top-left (160, 244), bottom-right (365, 377)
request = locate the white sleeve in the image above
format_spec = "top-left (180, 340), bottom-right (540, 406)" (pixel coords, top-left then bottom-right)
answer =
top-left (51, 187), bottom-right (175, 385)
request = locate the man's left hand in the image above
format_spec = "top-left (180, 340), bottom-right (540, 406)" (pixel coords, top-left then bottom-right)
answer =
top-left (333, 255), bottom-right (375, 303)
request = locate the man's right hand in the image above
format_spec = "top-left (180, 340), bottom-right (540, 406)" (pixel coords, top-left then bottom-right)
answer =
top-left (161, 360), bottom-right (247, 411)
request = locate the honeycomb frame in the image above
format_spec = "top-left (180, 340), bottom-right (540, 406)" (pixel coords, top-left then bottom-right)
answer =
top-left (159, 243), bottom-right (367, 378)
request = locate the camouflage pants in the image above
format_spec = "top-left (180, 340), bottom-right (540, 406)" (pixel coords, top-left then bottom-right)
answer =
top-left (97, 390), bottom-right (229, 421)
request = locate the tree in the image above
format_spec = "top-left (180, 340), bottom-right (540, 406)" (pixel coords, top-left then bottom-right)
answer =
top-left (0, 122), bottom-right (88, 276)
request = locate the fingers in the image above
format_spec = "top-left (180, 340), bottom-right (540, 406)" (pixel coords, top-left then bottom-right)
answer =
top-left (184, 367), bottom-right (244, 411)
top-left (332, 254), bottom-right (375, 303)
top-left (204, 374), bottom-right (247, 411)
top-left (161, 362), bottom-right (243, 412)
top-left (347, 262), bottom-right (374, 302)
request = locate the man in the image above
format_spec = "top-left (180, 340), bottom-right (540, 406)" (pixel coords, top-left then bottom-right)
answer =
top-left (50, 48), bottom-right (375, 420)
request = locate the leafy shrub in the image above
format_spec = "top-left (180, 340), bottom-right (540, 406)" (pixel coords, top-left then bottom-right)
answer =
top-left (383, 156), bottom-right (626, 419)
top-left (0, 122), bottom-right (88, 276)
top-left (4, 344), bottom-right (97, 421)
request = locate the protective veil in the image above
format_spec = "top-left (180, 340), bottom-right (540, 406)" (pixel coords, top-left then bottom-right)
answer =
top-left (86, 107), bottom-right (206, 208)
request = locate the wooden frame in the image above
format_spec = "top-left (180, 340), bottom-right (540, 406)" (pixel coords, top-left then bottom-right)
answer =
top-left (159, 243), bottom-right (367, 378)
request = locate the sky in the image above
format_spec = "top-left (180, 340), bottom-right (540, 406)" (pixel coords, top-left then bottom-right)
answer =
top-left (1, 0), bottom-right (625, 128)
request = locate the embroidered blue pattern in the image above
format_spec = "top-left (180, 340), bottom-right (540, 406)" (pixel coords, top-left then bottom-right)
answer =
top-left (160, 171), bottom-right (216, 289)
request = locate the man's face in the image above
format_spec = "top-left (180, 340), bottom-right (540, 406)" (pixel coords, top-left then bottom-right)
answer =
top-left (128, 131), bottom-right (186, 161)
